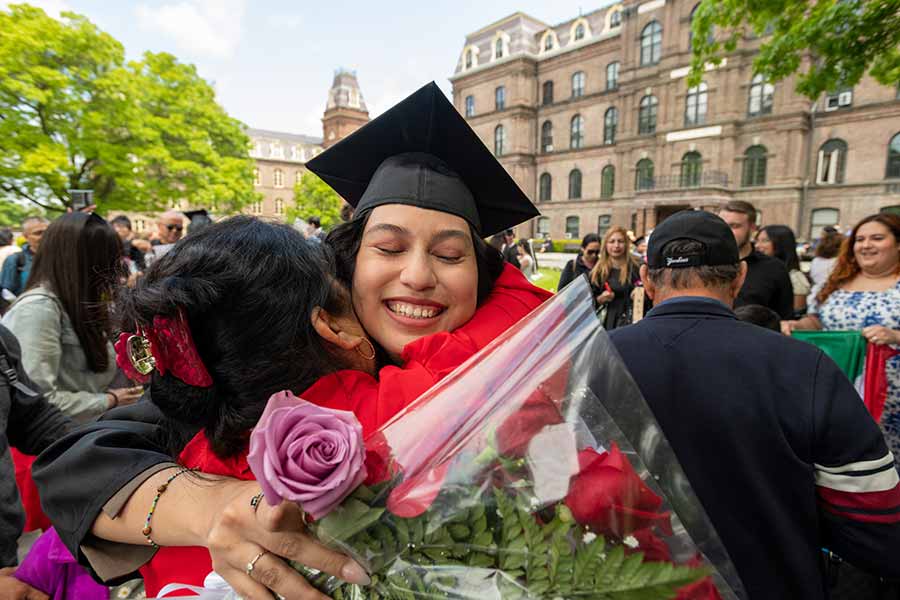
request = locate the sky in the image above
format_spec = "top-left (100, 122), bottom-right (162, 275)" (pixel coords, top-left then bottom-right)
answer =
top-left (9, 0), bottom-right (615, 138)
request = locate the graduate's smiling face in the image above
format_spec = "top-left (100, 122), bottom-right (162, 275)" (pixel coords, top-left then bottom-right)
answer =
top-left (353, 205), bottom-right (479, 361)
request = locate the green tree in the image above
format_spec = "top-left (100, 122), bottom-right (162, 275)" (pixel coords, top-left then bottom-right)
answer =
top-left (689, 0), bottom-right (900, 99)
top-left (288, 172), bottom-right (344, 230)
top-left (0, 4), bottom-right (258, 213)
top-left (0, 199), bottom-right (42, 228)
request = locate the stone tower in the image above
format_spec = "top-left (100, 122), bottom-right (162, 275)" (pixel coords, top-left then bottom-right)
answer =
top-left (322, 69), bottom-right (370, 148)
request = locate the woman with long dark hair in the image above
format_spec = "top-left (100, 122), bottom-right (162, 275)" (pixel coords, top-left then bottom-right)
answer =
top-left (754, 224), bottom-right (810, 317)
top-left (2, 213), bottom-right (142, 422)
top-left (558, 233), bottom-right (600, 290)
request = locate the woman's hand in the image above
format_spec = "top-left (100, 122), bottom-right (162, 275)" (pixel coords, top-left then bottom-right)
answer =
top-left (106, 386), bottom-right (144, 408)
top-left (0, 568), bottom-right (48, 600)
top-left (780, 320), bottom-right (799, 336)
top-left (862, 325), bottom-right (899, 346)
top-left (596, 290), bottom-right (615, 305)
top-left (205, 480), bottom-right (369, 600)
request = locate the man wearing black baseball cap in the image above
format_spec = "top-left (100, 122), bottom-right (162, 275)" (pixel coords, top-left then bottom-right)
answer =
top-left (603, 210), bottom-right (900, 599)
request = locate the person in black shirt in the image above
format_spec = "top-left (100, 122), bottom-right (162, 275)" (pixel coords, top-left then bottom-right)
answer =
top-left (501, 229), bottom-right (521, 269)
top-left (110, 215), bottom-right (147, 272)
top-left (557, 233), bottom-right (600, 290)
top-left (718, 200), bottom-right (793, 319)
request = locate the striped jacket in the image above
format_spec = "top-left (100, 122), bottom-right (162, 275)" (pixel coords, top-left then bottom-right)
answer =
top-left (609, 297), bottom-right (900, 599)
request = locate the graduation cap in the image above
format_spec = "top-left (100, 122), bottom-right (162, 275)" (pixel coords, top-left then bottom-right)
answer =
top-left (184, 209), bottom-right (213, 235)
top-left (305, 81), bottom-right (539, 237)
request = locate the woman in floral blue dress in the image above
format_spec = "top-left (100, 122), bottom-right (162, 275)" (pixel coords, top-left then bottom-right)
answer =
top-left (784, 213), bottom-right (900, 464)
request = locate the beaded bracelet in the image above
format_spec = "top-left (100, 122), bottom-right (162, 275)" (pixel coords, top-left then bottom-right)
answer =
top-left (142, 468), bottom-right (193, 547)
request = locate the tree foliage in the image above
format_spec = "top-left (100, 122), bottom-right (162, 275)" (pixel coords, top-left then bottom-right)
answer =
top-left (0, 4), bottom-right (257, 213)
top-left (689, 0), bottom-right (900, 99)
top-left (0, 200), bottom-right (42, 228)
top-left (288, 172), bottom-right (343, 230)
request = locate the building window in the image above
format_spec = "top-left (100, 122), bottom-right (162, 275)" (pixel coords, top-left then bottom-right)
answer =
top-left (748, 74), bottom-right (774, 117)
top-left (606, 62), bottom-right (619, 91)
top-left (887, 132), bottom-right (900, 178)
top-left (465, 95), bottom-right (475, 117)
top-left (253, 168), bottom-right (260, 186)
top-left (494, 125), bottom-right (507, 157)
top-left (270, 143), bottom-right (284, 159)
top-left (680, 151), bottom-right (702, 187)
top-left (810, 208), bottom-right (840, 239)
top-left (742, 145), bottom-right (767, 187)
top-left (495, 86), bottom-right (506, 111)
top-left (635, 158), bottom-right (654, 190)
top-left (250, 201), bottom-right (263, 215)
top-left (566, 216), bottom-right (580, 238)
top-left (544, 33), bottom-right (554, 51)
top-left (274, 198), bottom-right (284, 216)
top-left (542, 80), bottom-right (554, 105)
top-left (273, 168), bottom-right (284, 188)
top-left (295, 171), bottom-right (303, 185)
top-left (570, 114), bottom-right (585, 149)
top-left (824, 88), bottom-right (853, 111)
top-left (610, 10), bottom-right (622, 28)
top-left (537, 216), bottom-right (551, 235)
top-left (495, 37), bottom-right (504, 59)
top-left (574, 23), bottom-right (586, 41)
top-left (539, 173), bottom-right (552, 201)
top-left (541, 121), bottom-right (554, 153)
top-left (601, 165), bottom-right (615, 198)
top-left (568, 169), bottom-right (582, 199)
top-left (638, 95), bottom-right (658, 135)
top-left (572, 71), bottom-right (585, 98)
top-left (684, 82), bottom-right (708, 126)
top-left (688, 4), bottom-right (714, 51)
top-left (603, 107), bottom-right (618, 145)
top-left (817, 139), bottom-right (847, 184)
top-left (640, 21), bottom-right (662, 66)
top-left (598, 215), bottom-right (612, 238)
top-left (465, 50), bottom-right (473, 69)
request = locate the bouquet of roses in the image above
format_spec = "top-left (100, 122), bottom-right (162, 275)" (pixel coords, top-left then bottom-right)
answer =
top-left (246, 279), bottom-right (744, 600)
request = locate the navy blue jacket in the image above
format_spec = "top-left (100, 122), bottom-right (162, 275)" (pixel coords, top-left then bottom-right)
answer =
top-left (608, 298), bottom-right (900, 599)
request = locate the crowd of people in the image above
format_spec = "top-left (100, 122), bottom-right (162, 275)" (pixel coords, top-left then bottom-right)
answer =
top-left (0, 81), bottom-right (897, 600)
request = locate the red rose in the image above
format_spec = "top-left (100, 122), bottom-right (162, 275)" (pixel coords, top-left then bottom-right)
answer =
top-left (564, 443), bottom-right (672, 538)
top-left (627, 528), bottom-right (672, 563)
top-left (495, 393), bottom-right (563, 458)
top-left (386, 462), bottom-right (451, 518)
top-left (363, 432), bottom-right (393, 486)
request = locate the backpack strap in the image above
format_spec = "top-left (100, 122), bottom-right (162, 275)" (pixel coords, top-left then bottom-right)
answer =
top-left (0, 331), bottom-right (40, 401)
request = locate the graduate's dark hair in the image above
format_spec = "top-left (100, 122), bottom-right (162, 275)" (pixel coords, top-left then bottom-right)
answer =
top-left (326, 209), bottom-right (505, 306)
top-left (758, 224), bottom-right (801, 272)
top-left (118, 216), bottom-right (353, 458)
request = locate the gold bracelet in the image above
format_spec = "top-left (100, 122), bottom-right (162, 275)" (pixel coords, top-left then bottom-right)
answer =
top-left (142, 468), bottom-right (193, 547)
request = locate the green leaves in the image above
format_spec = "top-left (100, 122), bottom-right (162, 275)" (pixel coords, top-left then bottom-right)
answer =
top-left (689, 0), bottom-right (900, 99)
top-left (287, 172), bottom-right (344, 230)
top-left (0, 4), bottom-right (257, 213)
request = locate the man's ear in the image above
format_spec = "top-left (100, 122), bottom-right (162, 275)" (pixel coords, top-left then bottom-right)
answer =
top-left (639, 264), bottom-right (656, 300)
top-left (310, 307), bottom-right (364, 352)
top-left (731, 262), bottom-right (749, 299)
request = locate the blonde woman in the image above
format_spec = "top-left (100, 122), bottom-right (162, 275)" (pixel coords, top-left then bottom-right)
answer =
top-left (590, 226), bottom-right (642, 329)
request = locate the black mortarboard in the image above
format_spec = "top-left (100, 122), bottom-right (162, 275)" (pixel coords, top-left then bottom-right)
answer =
top-left (305, 82), bottom-right (539, 237)
top-left (646, 210), bottom-right (740, 269)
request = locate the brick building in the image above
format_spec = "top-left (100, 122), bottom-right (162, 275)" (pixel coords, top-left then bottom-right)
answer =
top-left (450, 2), bottom-right (900, 241)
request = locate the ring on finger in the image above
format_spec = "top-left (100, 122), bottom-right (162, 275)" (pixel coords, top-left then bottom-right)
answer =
top-left (250, 492), bottom-right (264, 512)
top-left (245, 550), bottom-right (268, 577)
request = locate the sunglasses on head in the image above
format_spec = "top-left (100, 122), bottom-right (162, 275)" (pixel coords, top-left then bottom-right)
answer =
top-left (165, 224), bottom-right (184, 232)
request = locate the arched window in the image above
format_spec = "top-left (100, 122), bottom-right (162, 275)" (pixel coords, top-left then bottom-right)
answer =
top-left (572, 71), bottom-right (585, 98)
top-left (604, 107), bottom-right (618, 145)
top-left (541, 121), bottom-right (554, 153)
top-left (606, 62), bottom-right (619, 91)
top-left (274, 198), bottom-right (284, 216)
top-left (295, 170), bottom-right (303, 184)
top-left (539, 173), bottom-right (552, 201)
top-left (542, 80), bottom-right (554, 105)
top-left (273, 168), bottom-right (284, 188)
top-left (635, 158), bottom-right (655, 190)
top-left (574, 23), bottom-right (586, 41)
top-left (544, 33), bottom-right (554, 51)
top-left (494, 125), bottom-right (507, 157)
top-left (250, 201), bottom-right (263, 215)
top-left (495, 38), bottom-right (504, 59)
top-left (465, 49), bottom-right (473, 69)
top-left (570, 114), bottom-right (585, 149)
top-left (610, 10), bottom-right (622, 28)
top-left (640, 21), bottom-right (662, 66)
top-left (810, 208), bottom-right (840, 239)
top-left (817, 139), bottom-right (847, 184)
top-left (465, 95), bottom-right (475, 117)
top-left (253, 168), bottom-right (260, 186)
top-left (568, 169), bottom-right (582, 199)
top-left (886, 132), bottom-right (900, 178)
top-left (638, 95), bottom-right (658, 135)
top-left (598, 215), bottom-right (612, 238)
top-left (495, 86), bottom-right (506, 111)
top-left (566, 216), bottom-right (580, 238)
top-left (680, 151), bottom-right (702, 187)
top-left (748, 74), bottom-right (774, 116)
top-left (688, 4), bottom-right (714, 50)
top-left (685, 82), bottom-right (708, 126)
top-left (601, 165), bottom-right (615, 198)
top-left (742, 145), bottom-right (767, 187)
top-left (536, 216), bottom-right (551, 235)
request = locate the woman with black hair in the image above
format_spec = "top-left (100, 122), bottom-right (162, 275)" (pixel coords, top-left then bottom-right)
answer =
top-left (557, 233), bottom-right (601, 291)
top-left (2, 213), bottom-right (142, 422)
top-left (755, 224), bottom-right (810, 317)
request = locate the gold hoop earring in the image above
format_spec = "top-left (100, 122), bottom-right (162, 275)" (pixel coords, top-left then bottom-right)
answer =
top-left (356, 338), bottom-right (376, 361)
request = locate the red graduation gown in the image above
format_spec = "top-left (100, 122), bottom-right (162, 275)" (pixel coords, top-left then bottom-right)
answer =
top-left (140, 265), bottom-right (550, 595)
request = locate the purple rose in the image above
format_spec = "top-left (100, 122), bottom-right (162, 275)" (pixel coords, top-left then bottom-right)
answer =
top-left (247, 391), bottom-right (367, 520)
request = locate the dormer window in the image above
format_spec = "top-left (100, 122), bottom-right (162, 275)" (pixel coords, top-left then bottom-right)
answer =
top-left (495, 38), bottom-right (504, 59)
top-left (544, 35), bottom-right (554, 51)
top-left (574, 23), bottom-right (585, 40)
top-left (610, 10), bottom-right (622, 28)
top-left (465, 49), bottom-right (473, 69)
